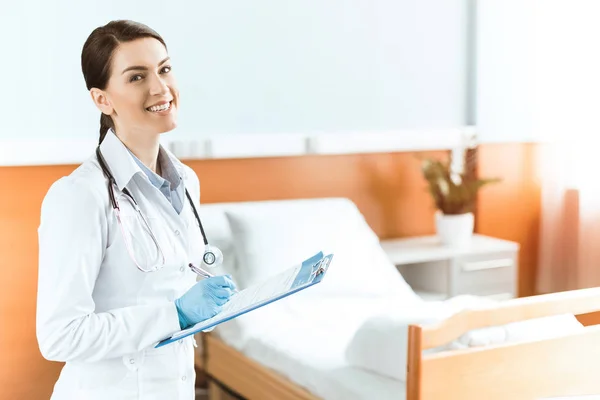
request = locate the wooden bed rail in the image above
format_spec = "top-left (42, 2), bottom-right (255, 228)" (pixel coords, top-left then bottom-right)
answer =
top-left (421, 287), bottom-right (600, 350)
top-left (408, 288), bottom-right (600, 400)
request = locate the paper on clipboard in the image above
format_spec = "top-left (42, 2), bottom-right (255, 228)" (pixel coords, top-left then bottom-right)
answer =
top-left (156, 251), bottom-right (333, 348)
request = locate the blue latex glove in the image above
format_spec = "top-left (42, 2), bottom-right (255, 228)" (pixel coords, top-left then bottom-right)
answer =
top-left (175, 275), bottom-right (237, 329)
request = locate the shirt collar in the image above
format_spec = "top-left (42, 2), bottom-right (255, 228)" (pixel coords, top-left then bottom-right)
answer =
top-left (98, 130), bottom-right (186, 191)
top-left (128, 146), bottom-right (183, 191)
top-left (129, 150), bottom-right (166, 189)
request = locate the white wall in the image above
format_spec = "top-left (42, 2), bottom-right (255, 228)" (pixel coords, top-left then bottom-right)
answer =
top-left (1, 0), bottom-right (469, 142)
top-left (476, 0), bottom-right (600, 143)
top-left (475, 0), bottom-right (536, 143)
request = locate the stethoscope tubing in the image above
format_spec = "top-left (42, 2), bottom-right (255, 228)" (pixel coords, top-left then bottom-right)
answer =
top-left (95, 146), bottom-right (218, 272)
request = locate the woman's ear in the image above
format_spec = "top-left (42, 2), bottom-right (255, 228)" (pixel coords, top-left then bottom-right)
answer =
top-left (90, 88), bottom-right (114, 115)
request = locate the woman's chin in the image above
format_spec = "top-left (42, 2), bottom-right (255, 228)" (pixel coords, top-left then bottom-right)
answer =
top-left (154, 120), bottom-right (178, 135)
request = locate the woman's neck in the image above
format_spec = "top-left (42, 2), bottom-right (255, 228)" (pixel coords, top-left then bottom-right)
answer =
top-left (116, 130), bottom-right (161, 173)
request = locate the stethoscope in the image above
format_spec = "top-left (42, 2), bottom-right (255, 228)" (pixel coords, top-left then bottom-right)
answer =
top-left (96, 147), bottom-right (223, 273)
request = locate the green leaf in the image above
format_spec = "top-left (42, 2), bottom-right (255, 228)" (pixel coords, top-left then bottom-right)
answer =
top-left (418, 152), bottom-right (501, 215)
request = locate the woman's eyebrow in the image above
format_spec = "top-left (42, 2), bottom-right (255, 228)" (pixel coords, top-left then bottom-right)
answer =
top-left (121, 57), bottom-right (171, 75)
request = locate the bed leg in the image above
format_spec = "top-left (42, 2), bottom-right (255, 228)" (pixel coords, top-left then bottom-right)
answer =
top-left (208, 380), bottom-right (224, 400)
top-left (407, 325), bottom-right (422, 400)
top-left (208, 380), bottom-right (241, 400)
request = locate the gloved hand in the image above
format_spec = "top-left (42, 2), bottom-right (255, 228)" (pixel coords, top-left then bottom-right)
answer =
top-left (175, 275), bottom-right (237, 329)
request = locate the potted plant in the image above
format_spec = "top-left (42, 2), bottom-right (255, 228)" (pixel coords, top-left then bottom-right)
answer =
top-left (420, 149), bottom-right (500, 246)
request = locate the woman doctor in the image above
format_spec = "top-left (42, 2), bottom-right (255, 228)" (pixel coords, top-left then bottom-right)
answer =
top-left (36, 20), bottom-right (236, 399)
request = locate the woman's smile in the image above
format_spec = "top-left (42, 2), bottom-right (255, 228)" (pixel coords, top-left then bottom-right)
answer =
top-left (146, 100), bottom-right (174, 115)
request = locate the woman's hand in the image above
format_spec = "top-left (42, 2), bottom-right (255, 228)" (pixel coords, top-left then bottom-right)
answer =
top-left (174, 275), bottom-right (237, 329)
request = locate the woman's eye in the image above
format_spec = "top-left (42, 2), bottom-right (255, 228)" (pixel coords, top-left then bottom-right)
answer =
top-left (129, 74), bottom-right (143, 83)
top-left (160, 65), bottom-right (172, 74)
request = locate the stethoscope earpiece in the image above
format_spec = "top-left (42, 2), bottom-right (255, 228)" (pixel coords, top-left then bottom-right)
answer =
top-left (202, 244), bottom-right (223, 268)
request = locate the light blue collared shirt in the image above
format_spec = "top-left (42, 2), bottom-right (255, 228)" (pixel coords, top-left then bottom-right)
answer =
top-left (128, 147), bottom-right (185, 215)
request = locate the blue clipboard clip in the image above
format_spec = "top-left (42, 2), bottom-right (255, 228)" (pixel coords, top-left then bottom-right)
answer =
top-left (310, 256), bottom-right (330, 279)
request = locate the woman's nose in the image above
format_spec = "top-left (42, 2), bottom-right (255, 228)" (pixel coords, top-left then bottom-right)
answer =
top-left (148, 74), bottom-right (169, 96)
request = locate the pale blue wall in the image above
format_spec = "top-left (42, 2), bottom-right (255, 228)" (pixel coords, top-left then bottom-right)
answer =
top-left (476, 0), bottom-right (600, 143)
top-left (476, 0), bottom-right (536, 143)
top-left (1, 0), bottom-right (469, 141)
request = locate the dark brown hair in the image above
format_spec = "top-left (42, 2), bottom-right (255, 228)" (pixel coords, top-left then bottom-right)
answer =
top-left (81, 20), bottom-right (167, 144)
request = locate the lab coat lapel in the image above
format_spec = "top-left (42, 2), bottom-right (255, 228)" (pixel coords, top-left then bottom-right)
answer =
top-left (99, 131), bottom-right (144, 191)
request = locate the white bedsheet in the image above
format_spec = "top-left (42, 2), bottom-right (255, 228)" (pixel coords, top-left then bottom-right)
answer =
top-left (215, 295), bottom-right (411, 400)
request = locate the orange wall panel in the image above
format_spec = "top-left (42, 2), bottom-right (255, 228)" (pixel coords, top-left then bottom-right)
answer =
top-left (0, 166), bottom-right (77, 399)
top-left (475, 143), bottom-right (542, 297)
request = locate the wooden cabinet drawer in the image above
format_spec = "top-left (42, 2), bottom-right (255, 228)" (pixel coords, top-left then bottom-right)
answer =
top-left (452, 252), bottom-right (517, 296)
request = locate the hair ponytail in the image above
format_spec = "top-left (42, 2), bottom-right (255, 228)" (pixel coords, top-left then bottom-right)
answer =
top-left (99, 113), bottom-right (113, 144)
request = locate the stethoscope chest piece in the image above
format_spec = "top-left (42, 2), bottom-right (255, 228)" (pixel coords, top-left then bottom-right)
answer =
top-left (202, 244), bottom-right (223, 268)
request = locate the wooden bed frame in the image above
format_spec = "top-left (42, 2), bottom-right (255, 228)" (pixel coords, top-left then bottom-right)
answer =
top-left (195, 287), bottom-right (600, 400)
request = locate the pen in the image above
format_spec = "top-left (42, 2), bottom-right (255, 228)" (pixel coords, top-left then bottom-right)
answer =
top-left (188, 263), bottom-right (239, 293)
top-left (188, 263), bottom-right (214, 278)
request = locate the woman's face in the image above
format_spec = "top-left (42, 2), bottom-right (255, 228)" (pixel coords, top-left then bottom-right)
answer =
top-left (94, 37), bottom-right (179, 138)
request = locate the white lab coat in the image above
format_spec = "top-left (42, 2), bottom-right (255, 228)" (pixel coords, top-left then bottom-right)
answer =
top-left (36, 131), bottom-right (204, 399)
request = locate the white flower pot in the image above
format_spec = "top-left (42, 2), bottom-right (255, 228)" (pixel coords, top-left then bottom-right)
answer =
top-left (435, 211), bottom-right (474, 247)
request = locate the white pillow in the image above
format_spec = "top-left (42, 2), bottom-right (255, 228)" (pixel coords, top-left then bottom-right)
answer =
top-left (345, 295), bottom-right (585, 382)
top-left (224, 198), bottom-right (419, 301)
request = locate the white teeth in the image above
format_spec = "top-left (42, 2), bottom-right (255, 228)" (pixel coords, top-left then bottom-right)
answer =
top-left (148, 102), bottom-right (171, 112)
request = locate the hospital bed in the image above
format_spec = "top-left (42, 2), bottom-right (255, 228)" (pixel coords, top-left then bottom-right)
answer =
top-left (193, 198), bottom-right (600, 400)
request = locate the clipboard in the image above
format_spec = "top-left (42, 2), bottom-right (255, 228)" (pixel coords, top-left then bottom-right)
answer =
top-left (155, 251), bottom-right (333, 348)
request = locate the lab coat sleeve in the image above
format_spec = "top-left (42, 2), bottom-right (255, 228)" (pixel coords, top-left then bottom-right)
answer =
top-left (36, 177), bottom-right (181, 363)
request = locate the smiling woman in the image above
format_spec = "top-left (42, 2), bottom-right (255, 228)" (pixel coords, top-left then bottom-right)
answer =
top-left (35, 20), bottom-right (237, 400)
top-left (81, 20), bottom-right (180, 169)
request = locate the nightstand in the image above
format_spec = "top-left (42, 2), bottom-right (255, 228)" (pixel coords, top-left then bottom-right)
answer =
top-left (380, 234), bottom-right (520, 301)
